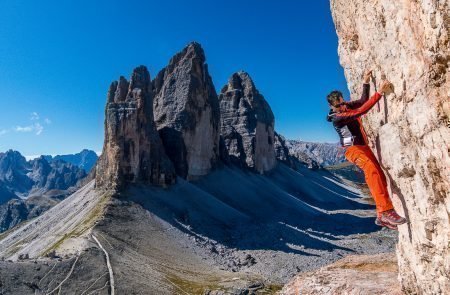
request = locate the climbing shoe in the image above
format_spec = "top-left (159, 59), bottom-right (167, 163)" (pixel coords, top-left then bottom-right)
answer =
top-left (379, 209), bottom-right (407, 226)
top-left (375, 218), bottom-right (398, 230)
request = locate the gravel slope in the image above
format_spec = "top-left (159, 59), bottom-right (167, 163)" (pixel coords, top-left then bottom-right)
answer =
top-left (0, 164), bottom-right (397, 294)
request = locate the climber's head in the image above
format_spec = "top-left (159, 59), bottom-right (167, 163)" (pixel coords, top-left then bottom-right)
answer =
top-left (327, 90), bottom-right (344, 108)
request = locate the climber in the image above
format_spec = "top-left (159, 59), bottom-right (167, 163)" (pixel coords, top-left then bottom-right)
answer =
top-left (326, 70), bottom-right (407, 230)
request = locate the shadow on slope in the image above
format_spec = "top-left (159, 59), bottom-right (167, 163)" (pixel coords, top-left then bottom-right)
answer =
top-left (125, 163), bottom-right (378, 255)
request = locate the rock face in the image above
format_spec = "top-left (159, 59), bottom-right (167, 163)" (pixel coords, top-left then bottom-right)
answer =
top-left (219, 71), bottom-right (276, 174)
top-left (331, 1), bottom-right (450, 293)
top-left (153, 42), bottom-right (220, 179)
top-left (281, 253), bottom-right (401, 295)
top-left (96, 66), bottom-right (176, 190)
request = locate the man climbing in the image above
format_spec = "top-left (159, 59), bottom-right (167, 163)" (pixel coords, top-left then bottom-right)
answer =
top-left (326, 70), bottom-right (406, 230)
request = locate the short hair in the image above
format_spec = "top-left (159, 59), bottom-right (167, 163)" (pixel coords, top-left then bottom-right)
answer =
top-left (327, 90), bottom-right (343, 106)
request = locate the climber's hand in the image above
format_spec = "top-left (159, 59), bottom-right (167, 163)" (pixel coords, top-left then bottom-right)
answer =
top-left (379, 80), bottom-right (391, 94)
top-left (363, 70), bottom-right (372, 84)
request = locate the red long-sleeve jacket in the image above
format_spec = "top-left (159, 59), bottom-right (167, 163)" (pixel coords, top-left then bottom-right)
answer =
top-left (327, 84), bottom-right (382, 146)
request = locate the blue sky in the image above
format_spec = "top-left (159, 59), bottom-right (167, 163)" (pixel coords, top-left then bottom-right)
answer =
top-left (0, 0), bottom-right (350, 156)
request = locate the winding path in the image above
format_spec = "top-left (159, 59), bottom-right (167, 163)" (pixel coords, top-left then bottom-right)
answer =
top-left (92, 234), bottom-right (115, 295)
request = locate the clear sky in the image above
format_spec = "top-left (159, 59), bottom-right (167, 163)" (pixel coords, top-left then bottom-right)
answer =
top-left (0, 0), bottom-right (350, 156)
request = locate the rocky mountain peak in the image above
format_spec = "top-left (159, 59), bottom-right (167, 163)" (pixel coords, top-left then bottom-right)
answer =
top-left (29, 157), bottom-right (52, 185)
top-left (128, 65), bottom-right (151, 98)
top-left (0, 150), bottom-right (28, 172)
top-left (0, 150), bottom-right (32, 193)
top-left (153, 42), bottom-right (220, 179)
top-left (96, 65), bottom-right (176, 190)
top-left (219, 71), bottom-right (276, 173)
top-left (221, 71), bottom-right (275, 126)
top-left (170, 42), bottom-right (205, 66)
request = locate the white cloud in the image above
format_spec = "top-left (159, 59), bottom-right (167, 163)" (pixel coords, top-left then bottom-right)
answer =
top-left (3, 113), bottom-right (49, 137)
top-left (15, 125), bottom-right (33, 132)
top-left (35, 123), bottom-right (43, 135)
top-left (14, 123), bottom-right (44, 135)
top-left (30, 112), bottom-right (40, 121)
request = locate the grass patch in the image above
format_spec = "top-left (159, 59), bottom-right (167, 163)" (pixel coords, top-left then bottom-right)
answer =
top-left (164, 272), bottom-right (283, 295)
top-left (165, 273), bottom-right (224, 294)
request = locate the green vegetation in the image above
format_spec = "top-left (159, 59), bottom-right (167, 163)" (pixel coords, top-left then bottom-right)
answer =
top-left (164, 272), bottom-right (283, 295)
top-left (165, 273), bottom-right (224, 294)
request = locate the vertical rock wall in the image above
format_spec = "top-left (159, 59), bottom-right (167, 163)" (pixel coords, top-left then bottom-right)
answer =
top-left (331, 1), bottom-right (450, 293)
top-left (153, 42), bottom-right (220, 180)
top-left (96, 66), bottom-right (175, 190)
top-left (219, 72), bottom-right (276, 174)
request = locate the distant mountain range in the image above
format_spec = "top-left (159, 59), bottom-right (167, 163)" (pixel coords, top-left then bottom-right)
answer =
top-left (43, 149), bottom-right (98, 173)
top-left (0, 149), bottom-right (97, 232)
top-left (285, 140), bottom-right (346, 167)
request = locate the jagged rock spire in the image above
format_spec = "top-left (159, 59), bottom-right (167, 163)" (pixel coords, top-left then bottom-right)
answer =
top-left (153, 42), bottom-right (220, 179)
top-left (219, 71), bottom-right (276, 173)
top-left (96, 66), bottom-right (176, 190)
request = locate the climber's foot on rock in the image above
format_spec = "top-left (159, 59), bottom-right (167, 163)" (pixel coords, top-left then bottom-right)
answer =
top-left (375, 218), bottom-right (398, 230)
top-left (379, 209), bottom-right (407, 226)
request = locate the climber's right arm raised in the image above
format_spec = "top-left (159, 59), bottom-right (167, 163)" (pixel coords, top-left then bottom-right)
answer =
top-left (345, 70), bottom-right (372, 109)
top-left (332, 80), bottom-right (391, 127)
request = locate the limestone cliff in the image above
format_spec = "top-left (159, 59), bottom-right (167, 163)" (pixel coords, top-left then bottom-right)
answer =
top-left (153, 42), bottom-right (220, 179)
top-left (219, 71), bottom-right (276, 174)
top-left (331, 1), bottom-right (450, 293)
top-left (96, 66), bottom-right (175, 190)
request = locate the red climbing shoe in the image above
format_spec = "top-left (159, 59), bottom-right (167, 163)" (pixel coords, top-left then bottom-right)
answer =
top-left (375, 218), bottom-right (398, 230)
top-left (379, 209), bottom-right (407, 226)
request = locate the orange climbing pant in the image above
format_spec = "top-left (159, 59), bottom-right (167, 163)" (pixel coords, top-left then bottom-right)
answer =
top-left (345, 145), bottom-right (394, 215)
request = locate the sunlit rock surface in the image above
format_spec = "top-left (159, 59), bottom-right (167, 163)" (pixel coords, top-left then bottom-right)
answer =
top-left (331, 1), bottom-right (450, 293)
top-left (96, 66), bottom-right (175, 189)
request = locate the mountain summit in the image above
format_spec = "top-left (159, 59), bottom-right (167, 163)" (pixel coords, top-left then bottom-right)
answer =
top-left (96, 66), bottom-right (176, 190)
top-left (219, 71), bottom-right (276, 173)
top-left (153, 42), bottom-right (221, 180)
